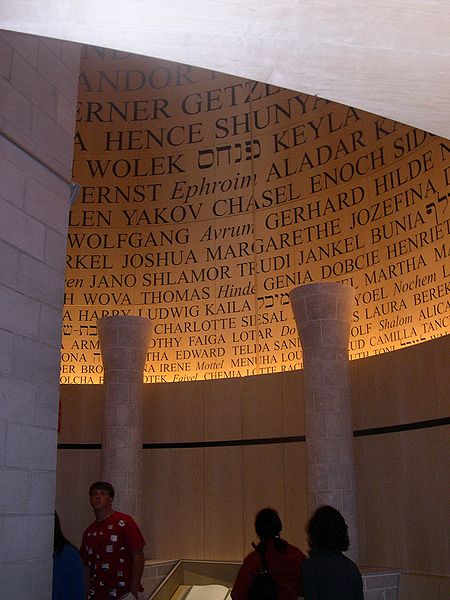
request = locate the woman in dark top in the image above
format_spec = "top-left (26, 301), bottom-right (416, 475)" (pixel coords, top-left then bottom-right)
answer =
top-left (52, 512), bottom-right (85, 600)
top-left (302, 505), bottom-right (363, 600)
top-left (232, 508), bottom-right (305, 600)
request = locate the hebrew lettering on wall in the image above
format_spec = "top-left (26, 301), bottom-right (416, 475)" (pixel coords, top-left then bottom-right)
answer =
top-left (61, 46), bottom-right (450, 384)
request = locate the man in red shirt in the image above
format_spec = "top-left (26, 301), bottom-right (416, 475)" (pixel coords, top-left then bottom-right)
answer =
top-left (80, 481), bottom-right (146, 600)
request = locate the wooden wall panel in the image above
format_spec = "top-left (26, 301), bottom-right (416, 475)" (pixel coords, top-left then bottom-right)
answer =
top-left (283, 442), bottom-right (309, 549)
top-left (282, 370), bottom-right (305, 436)
top-left (241, 374), bottom-right (284, 439)
top-left (352, 354), bottom-right (400, 428)
top-left (357, 434), bottom-right (405, 568)
top-left (203, 378), bottom-right (243, 441)
top-left (204, 446), bottom-right (244, 559)
top-left (400, 428), bottom-right (448, 574)
top-left (143, 448), bottom-right (204, 559)
top-left (59, 384), bottom-right (102, 443)
top-left (392, 346), bottom-right (439, 423)
top-left (56, 449), bottom-right (101, 546)
top-left (145, 381), bottom-right (204, 443)
top-left (242, 444), bottom-right (286, 555)
top-left (431, 337), bottom-right (450, 416)
top-left (56, 335), bottom-right (449, 574)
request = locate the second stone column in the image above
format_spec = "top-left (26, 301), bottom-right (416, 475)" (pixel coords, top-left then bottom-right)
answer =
top-left (97, 315), bottom-right (152, 523)
top-left (290, 282), bottom-right (359, 561)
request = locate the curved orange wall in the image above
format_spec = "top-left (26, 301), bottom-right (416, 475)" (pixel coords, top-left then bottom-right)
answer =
top-left (62, 47), bottom-right (450, 384)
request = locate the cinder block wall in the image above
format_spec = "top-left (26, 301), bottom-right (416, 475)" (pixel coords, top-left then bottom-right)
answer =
top-left (0, 30), bottom-right (80, 600)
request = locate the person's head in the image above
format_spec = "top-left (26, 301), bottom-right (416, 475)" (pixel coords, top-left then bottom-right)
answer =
top-left (89, 481), bottom-right (114, 511)
top-left (306, 505), bottom-right (350, 553)
top-left (255, 508), bottom-right (283, 541)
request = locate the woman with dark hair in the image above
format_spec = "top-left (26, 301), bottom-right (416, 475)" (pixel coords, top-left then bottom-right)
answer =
top-left (231, 508), bottom-right (305, 600)
top-left (302, 505), bottom-right (363, 600)
top-left (52, 512), bottom-right (85, 600)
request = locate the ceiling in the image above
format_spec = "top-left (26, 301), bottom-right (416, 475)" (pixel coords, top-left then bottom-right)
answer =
top-left (1, 0), bottom-right (449, 138)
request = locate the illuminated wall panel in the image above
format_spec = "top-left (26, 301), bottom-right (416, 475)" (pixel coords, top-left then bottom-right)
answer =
top-left (62, 47), bottom-right (450, 384)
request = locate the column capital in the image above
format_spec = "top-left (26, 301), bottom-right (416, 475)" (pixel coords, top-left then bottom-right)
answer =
top-left (290, 282), bottom-right (355, 350)
top-left (97, 315), bottom-right (152, 380)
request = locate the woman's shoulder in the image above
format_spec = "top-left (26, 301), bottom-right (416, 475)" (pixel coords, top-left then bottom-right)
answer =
top-left (303, 551), bottom-right (360, 570)
top-left (59, 543), bottom-right (83, 563)
top-left (339, 553), bottom-right (361, 572)
top-left (240, 548), bottom-right (262, 574)
top-left (241, 547), bottom-right (258, 563)
top-left (285, 541), bottom-right (306, 559)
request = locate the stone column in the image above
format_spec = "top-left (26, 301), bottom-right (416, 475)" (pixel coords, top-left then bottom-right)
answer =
top-left (290, 282), bottom-right (359, 561)
top-left (97, 315), bottom-right (152, 522)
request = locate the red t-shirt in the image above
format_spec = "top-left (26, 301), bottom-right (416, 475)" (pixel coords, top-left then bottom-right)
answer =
top-left (80, 511), bottom-right (146, 600)
top-left (231, 540), bottom-right (305, 600)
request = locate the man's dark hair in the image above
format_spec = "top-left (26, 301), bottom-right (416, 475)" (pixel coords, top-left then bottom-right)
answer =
top-left (306, 505), bottom-right (350, 553)
top-left (89, 481), bottom-right (115, 498)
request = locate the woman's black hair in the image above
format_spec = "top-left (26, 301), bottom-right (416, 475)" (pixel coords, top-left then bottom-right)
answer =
top-left (254, 508), bottom-right (287, 553)
top-left (306, 505), bottom-right (350, 553)
top-left (54, 512), bottom-right (75, 555)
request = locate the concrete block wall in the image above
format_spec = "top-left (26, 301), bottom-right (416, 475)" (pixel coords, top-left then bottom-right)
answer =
top-left (0, 30), bottom-right (80, 599)
top-left (142, 560), bottom-right (179, 598)
top-left (362, 569), bottom-right (401, 600)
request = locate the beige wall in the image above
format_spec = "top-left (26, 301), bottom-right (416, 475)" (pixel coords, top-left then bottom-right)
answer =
top-left (56, 44), bottom-right (449, 582)
top-left (57, 334), bottom-right (449, 576)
